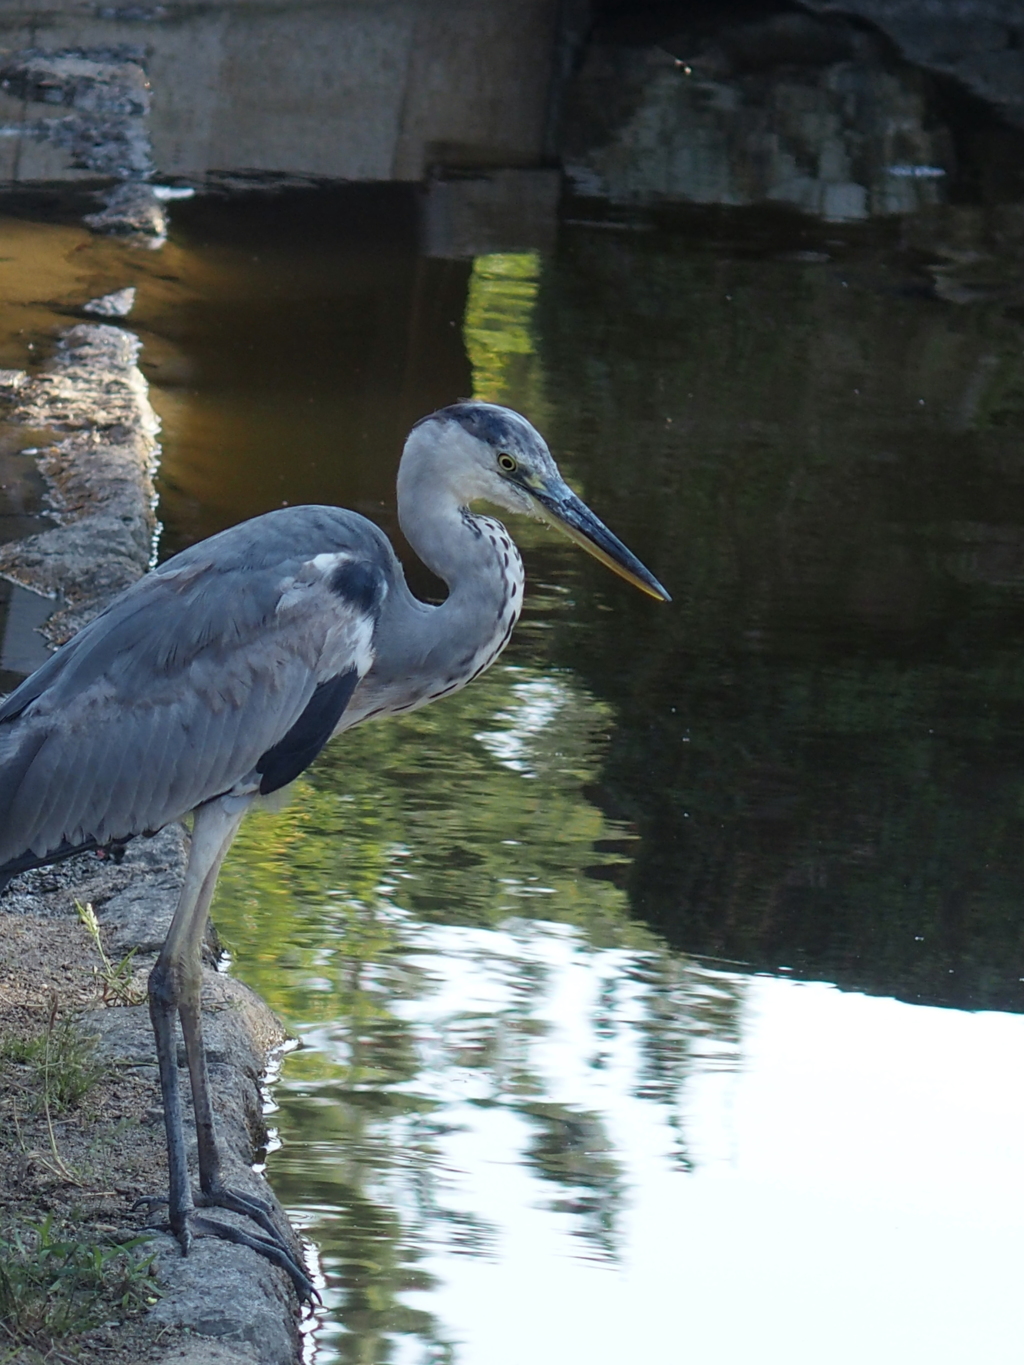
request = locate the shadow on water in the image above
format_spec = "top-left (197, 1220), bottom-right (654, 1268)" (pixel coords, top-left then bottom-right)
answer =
top-left (533, 202), bottom-right (1024, 1012)
top-left (139, 186), bottom-right (474, 563)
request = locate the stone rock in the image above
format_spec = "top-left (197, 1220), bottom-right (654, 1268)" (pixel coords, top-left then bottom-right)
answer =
top-left (148, 1235), bottom-right (299, 1365)
top-left (99, 827), bottom-right (189, 953)
top-left (0, 322), bottom-right (160, 641)
top-left (149, 1339), bottom-right (260, 1365)
top-left (84, 285), bottom-right (138, 317)
top-left (84, 181), bottom-right (168, 243)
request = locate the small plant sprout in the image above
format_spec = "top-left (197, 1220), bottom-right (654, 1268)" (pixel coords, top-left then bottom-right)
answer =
top-left (75, 901), bottom-right (147, 1006)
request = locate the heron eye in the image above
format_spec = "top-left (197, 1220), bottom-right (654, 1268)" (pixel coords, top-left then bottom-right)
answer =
top-left (498, 453), bottom-right (517, 473)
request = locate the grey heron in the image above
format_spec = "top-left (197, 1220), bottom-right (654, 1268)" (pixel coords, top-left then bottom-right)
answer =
top-left (0, 402), bottom-right (669, 1299)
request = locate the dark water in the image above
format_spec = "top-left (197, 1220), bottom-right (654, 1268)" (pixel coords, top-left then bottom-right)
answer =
top-left (4, 185), bottom-right (1024, 1361)
top-left (146, 188), bottom-right (1024, 1014)
top-left (535, 206), bottom-right (1024, 1016)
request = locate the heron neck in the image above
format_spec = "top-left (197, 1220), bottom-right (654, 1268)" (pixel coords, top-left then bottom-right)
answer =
top-left (349, 434), bottom-right (524, 718)
top-left (397, 449), bottom-right (500, 598)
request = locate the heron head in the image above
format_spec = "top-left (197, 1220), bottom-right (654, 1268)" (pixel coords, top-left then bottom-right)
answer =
top-left (417, 401), bottom-right (670, 602)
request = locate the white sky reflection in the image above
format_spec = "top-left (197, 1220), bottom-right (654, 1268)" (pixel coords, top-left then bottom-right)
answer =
top-left (322, 920), bottom-right (1024, 1365)
top-left (474, 677), bottom-right (570, 777)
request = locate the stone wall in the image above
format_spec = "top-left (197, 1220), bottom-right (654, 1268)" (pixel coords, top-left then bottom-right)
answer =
top-left (0, 0), bottom-right (561, 184)
top-left (803, 0), bottom-right (1024, 131)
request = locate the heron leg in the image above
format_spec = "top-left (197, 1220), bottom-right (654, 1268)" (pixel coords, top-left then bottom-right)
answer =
top-left (176, 832), bottom-right (301, 1230)
top-left (149, 798), bottom-right (246, 1247)
top-left (148, 796), bottom-right (316, 1301)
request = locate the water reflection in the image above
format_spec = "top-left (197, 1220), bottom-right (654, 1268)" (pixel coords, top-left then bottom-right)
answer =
top-left (402, 976), bottom-right (1024, 1365)
top-left (533, 205), bottom-right (1024, 1012)
top-left (564, 14), bottom-right (953, 219)
top-left (220, 902), bottom-right (746, 1359)
top-left (214, 778), bottom-right (1024, 1364)
top-left (213, 663), bottom-right (748, 1359)
top-left (5, 177), bottom-right (1023, 1359)
top-left (131, 186), bottom-right (1024, 1360)
top-left (462, 252), bottom-right (547, 421)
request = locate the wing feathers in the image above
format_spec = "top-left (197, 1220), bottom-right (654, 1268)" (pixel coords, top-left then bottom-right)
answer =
top-left (0, 529), bottom-right (388, 870)
top-left (0, 728), bottom-right (48, 855)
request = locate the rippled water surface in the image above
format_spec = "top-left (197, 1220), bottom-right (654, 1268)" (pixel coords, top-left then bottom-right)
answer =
top-left (5, 185), bottom-right (1024, 1361)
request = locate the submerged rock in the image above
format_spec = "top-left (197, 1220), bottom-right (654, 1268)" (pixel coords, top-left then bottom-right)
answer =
top-left (84, 180), bottom-right (167, 243)
top-left (83, 285), bottom-right (137, 317)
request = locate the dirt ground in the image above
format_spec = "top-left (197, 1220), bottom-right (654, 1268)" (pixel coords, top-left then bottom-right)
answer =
top-left (0, 892), bottom-right (183, 1363)
top-left (0, 847), bottom-right (306, 1365)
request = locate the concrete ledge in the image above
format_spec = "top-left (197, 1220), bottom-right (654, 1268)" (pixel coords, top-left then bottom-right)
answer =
top-left (0, 323), bottom-right (160, 639)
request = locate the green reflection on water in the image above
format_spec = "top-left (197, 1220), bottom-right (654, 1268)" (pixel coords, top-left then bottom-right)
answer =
top-left (462, 253), bottom-right (546, 419)
top-left (215, 665), bottom-right (644, 993)
top-left (211, 662), bottom-right (712, 1361)
top-left (529, 210), bottom-right (1024, 1011)
top-left (197, 197), bottom-right (1024, 1361)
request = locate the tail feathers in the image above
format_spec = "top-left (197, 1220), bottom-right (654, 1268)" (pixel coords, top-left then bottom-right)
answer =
top-left (0, 723), bottom-right (49, 866)
top-left (0, 836), bottom-right (133, 895)
top-left (0, 721), bottom-right (138, 895)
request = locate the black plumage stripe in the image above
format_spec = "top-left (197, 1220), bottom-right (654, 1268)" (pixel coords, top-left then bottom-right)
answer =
top-left (0, 835), bottom-right (109, 881)
top-left (255, 668), bottom-right (360, 796)
top-left (328, 557), bottom-right (382, 614)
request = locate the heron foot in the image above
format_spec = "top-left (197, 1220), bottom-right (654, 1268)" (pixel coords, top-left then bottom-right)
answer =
top-left (134, 1189), bottom-right (318, 1302)
top-left (131, 1193), bottom-right (168, 1215)
top-left (195, 1182), bottom-right (283, 1242)
top-left (197, 1182), bottom-right (319, 1300)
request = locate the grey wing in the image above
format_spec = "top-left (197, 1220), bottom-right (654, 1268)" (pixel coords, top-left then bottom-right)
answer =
top-left (0, 532), bottom-right (388, 866)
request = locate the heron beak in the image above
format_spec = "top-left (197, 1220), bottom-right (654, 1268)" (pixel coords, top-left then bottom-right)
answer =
top-left (531, 480), bottom-right (671, 602)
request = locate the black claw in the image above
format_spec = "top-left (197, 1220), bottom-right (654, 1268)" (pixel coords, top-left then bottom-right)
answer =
top-left (190, 1212), bottom-right (319, 1303)
top-left (196, 1185), bottom-right (282, 1244)
top-left (131, 1185), bottom-right (318, 1303)
top-left (132, 1193), bottom-right (169, 1215)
